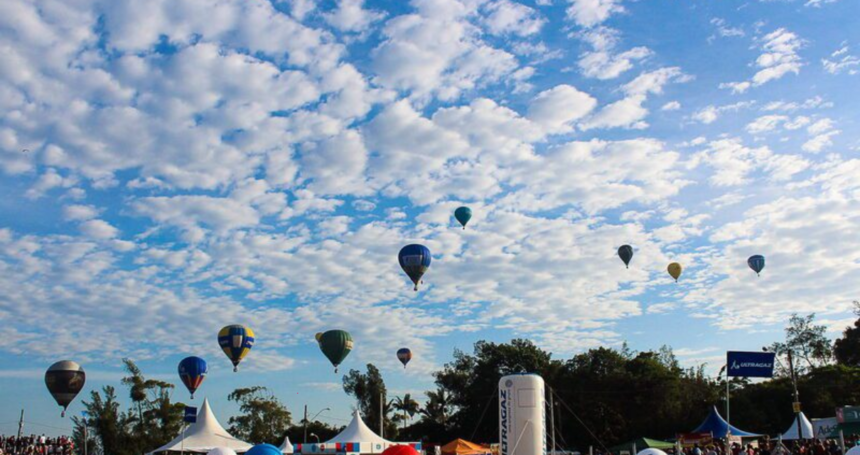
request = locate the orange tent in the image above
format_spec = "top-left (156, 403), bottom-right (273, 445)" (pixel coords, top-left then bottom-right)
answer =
top-left (441, 439), bottom-right (492, 455)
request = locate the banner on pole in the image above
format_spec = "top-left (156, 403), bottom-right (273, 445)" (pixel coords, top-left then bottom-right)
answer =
top-left (837, 407), bottom-right (860, 424)
top-left (184, 406), bottom-right (197, 423)
top-left (727, 351), bottom-right (776, 377)
top-left (677, 433), bottom-right (713, 448)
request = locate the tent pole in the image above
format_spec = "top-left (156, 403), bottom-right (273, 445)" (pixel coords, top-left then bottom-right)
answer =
top-left (550, 388), bottom-right (556, 455)
top-left (726, 375), bottom-right (731, 442)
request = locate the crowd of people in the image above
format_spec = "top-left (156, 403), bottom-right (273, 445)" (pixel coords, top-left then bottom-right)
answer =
top-left (675, 439), bottom-right (853, 455)
top-left (0, 435), bottom-right (74, 455)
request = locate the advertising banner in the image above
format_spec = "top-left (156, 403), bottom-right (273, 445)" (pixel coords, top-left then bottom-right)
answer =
top-left (726, 351), bottom-right (776, 378)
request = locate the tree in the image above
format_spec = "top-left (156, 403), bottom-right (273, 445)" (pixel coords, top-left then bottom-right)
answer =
top-left (392, 394), bottom-right (420, 428)
top-left (767, 313), bottom-right (832, 375)
top-left (228, 386), bottom-right (292, 445)
top-left (343, 364), bottom-right (398, 437)
top-left (834, 302), bottom-right (860, 367)
top-left (73, 386), bottom-right (134, 455)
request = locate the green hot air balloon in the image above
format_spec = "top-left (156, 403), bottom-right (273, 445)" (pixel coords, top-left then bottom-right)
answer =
top-left (318, 330), bottom-right (353, 373)
top-left (454, 207), bottom-right (472, 230)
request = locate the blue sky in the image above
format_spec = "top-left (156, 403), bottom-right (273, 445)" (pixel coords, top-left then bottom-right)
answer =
top-left (1, 0), bottom-right (859, 439)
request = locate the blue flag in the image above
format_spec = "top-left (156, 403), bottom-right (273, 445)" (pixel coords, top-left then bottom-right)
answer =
top-left (727, 351), bottom-right (776, 377)
top-left (184, 406), bottom-right (198, 423)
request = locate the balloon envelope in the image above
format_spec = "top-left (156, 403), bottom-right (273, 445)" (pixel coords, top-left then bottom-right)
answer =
top-left (617, 245), bottom-right (633, 268)
top-left (748, 255), bottom-right (765, 276)
top-left (637, 450), bottom-right (668, 455)
top-left (207, 449), bottom-right (239, 455)
top-left (454, 207), bottom-right (472, 229)
top-left (398, 244), bottom-right (431, 291)
top-left (246, 444), bottom-right (283, 455)
top-left (218, 325), bottom-right (255, 372)
top-left (382, 446), bottom-right (420, 455)
top-left (397, 348), bottom-right (412, 367)
top-left (178, 356), bottom-right (208, 398)
top-left (318, 330), bottom-right (353, 372)
top-left (667, 262), bottom-right (682, 282)
top-left (45, 360), bottom-right (86, 417)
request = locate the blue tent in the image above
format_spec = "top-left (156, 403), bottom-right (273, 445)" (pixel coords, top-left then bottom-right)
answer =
top-left (693, 406), bottom-right (760, 438)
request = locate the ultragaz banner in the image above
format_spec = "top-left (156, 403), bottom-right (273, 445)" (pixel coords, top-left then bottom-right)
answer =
top-left (726, 351), bottom-right (776, 377)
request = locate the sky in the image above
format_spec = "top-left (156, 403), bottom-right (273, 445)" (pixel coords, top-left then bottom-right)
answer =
top-left (1, 0), bottom-right (859, 439)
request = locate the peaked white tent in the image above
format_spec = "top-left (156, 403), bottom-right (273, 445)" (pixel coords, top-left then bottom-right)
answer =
top-left (781, 412), bottom-right (815, 440)
top-left (280, 437), bottom-right (294, 454)
top-left (295, 411), bottom-right (420, 455)
top-left (148, 398), bottom-right (253, 454)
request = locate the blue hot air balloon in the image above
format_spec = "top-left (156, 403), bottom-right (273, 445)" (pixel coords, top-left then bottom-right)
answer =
top-left (178, 357), bottom-right (208, 399)
top-left (399, 244), bottom-right (431, 291)
top-left (397, 348), bottom-right (412, 368)
top-left (454, 207), bottom-right (472, 230)
top-left (748, 255), bottom-right (765, 276)
top-left (246, 444), bottom-right (283, 455)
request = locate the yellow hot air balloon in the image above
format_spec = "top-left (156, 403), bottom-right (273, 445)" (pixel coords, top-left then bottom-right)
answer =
top-left (315, 332), bottom-right (323, 342)
top-left (667, 262), bottom-right (682, 282)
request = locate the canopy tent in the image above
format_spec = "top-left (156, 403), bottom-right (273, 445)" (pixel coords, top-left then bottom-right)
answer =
top-left (692, 406), bottom-right (760, 439)
top-left (281, 437), bottom-right (294, 454)
top-left (781, 412), bottom-right (814, 440)
top-left (441, 439), bottom-right (492, 455)
top-left (609, 438), bottom-right (675, 454)
top-left (295, 411), bottom-right (421, 455)
top-left (148, 398), bottom-right (252, 454)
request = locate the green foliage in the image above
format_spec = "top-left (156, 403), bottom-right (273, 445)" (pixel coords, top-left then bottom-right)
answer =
top-left (834, 302), bottom-right (860, 367)
top-left (343, 364), bottom-right (398, 438)
top-left (227, 386), bottom-right (292, 445)
top-left (71, 361), bottom-right (184, 455)
top-left (767, 313), bottom-right (832, 375)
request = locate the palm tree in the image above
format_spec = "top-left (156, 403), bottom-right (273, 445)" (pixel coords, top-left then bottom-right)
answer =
top-left (419, 389), bottom-right (451, 427)
top-left (392, 394), bottom-right (420, 429)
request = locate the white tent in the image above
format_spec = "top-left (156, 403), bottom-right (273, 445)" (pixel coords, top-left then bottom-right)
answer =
top-left (280, 437), bottom-right (294, 454)
top-left (148, 398), bottom-right (253, 454)
top-left (295, 411), bottom-right (420, 455)
top-left (781, 412), bottom-right (815, 440)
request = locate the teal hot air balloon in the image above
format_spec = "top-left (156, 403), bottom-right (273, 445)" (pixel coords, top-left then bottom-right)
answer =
top-left (618, 245), bottom-right (633, 269)
top-left (318, 330), bottom-right (353, 373)
top-left (748, 255), bottom-right (765, 276)
top-left (454, 207), bottom-right (472, 230)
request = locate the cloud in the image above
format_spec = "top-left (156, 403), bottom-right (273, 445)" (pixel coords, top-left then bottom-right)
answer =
top-left (692, 102), bottom-right (756, 124)
top-left (661, 101), bottom-right (681, 111)
top-left (482, 0), bottom-right (545, 36)
top-left (527, 85), bottom-right (598, 133)
top-left (693, 138), bottom-right (809, 186)
top-left (566, 0), bottom-right (624, 28)
top-left (721, 28), bottom-right (803, 92)
top-left (323, 0), bottom-right (385, 33)
top-left (822, 45), bottom-right (860, 75)
top-left (576, 27), bottom-right (651, 80)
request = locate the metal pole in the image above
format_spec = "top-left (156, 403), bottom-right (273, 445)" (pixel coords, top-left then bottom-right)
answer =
top-left (380, 392), bottom-right (384, 438)
top-left (549, 389), bottom-right (556, 455)
top-left (787, 351), bottom-right (802, 440)
top-left (304, 405), bottom-right (308, 444)
top-left (726, 374), bottom-right (731, 438)
top-left (181, 423), bottom-right (186, 455)
top-left (17, 409), bottom-right (24, 438)
top-left (839, 430), bottom-right (845, 455)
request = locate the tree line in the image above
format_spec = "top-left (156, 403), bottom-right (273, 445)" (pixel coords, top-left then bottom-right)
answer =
top-left (72, 305), bottom-right (860, 454)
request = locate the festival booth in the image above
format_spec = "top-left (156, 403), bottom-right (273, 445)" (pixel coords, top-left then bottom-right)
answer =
top-left (441, 439), bottom-right (491, 455)
top-left (691, 406), bottom-right (760, 440)
top-left (295, 411), bottom-right (421, 455)
top-left (609, 438), bottom-right (674, 455)
top-left (148, 398), bottom-right (253, 454)
top-left (780, 412), bottom-right (814, 440)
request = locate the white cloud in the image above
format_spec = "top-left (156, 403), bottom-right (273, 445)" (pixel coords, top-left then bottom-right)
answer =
top-left (63, 204), bottom-right (100, 221)
top-left (709, 18), bottom-right (744, 41)
top-left (482, 0), bottom-right (545, 36)
top-left (661, 101), bottom-right (681, 111)
top-left (802, 118), bottom-right (840, 153)
top-left (527, 85), bottom-right (597, 133)
top-left (566, 0), bottom-right (624, 28)
top-left (721, 28), bottom-right (803, 92)
top-left (822, 45), bottom-right (859, 75)
top-left (323, 0), bottom-right (385, 33)
top-left (692, 101), bottom-right (755, 124)
top-left (694, 138), bottom-right (809, 186)
top-left (80, 219), bottom-right (120, 240)
top-left (576, 27), bottom-right (651, 80)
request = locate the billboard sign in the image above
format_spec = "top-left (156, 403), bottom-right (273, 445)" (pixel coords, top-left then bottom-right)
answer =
top-left (727, 351), bottom-right (776, 378)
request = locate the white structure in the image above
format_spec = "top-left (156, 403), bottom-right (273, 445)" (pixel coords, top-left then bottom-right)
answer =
top-left (846, 447), bottom-right (860, 455)
top-left (149, 398), bottom-right (252, 454)
top-left (781, 412), bottom-right (814, 440)
top-left (637, 450), bottom-right (668, 455)
top-left (208, 449), bottom-right (239, 455)
top-left (280, 437), bottom-right (294, 454)
top-left (499, 374), bottom-right (546, 455)
top-left (295, 410), bottom-right (421, 455)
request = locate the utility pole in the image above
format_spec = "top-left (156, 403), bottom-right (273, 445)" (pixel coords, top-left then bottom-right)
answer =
top-left (304, 405), bottom-right (309, 444)
top-left (17, 409), bottom-right (24, 439)
top-left (787, 351), bottom-right (803, 440)
top-left (549, 389), bottom-right (556, 455)
top-left (380, 392), bottom-right (384, 438)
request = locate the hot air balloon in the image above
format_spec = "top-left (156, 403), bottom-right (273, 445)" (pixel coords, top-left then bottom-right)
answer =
top-left (397, 348), bottom-right (412, 368)
top-left (218, 325), bottom-right (255, 372)
top-left (454, 207), bottom-right (472, 230)
top-left (45, 361), bottom-right (86, 417)
top-left (399, 244), bottom-right (431, 291)
top-left (667, 262), bottom-right (682, 282)
top-left (748, 255), bottom-right (765, 276)
top-left (178, 356), bottom-right (208, 399)
top-left (318, 330), bottom-right (353, 373)
top-left (618, 245), bottom-right (633, 269)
